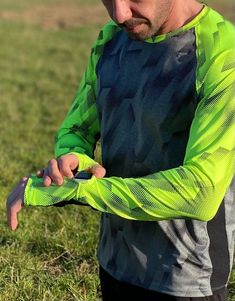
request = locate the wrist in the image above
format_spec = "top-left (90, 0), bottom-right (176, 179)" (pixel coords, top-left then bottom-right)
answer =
top-left (24, 175), bottom-right (78, 206)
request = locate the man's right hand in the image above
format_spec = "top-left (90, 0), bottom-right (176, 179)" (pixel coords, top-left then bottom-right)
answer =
top-left (37, 154), bottom-right (79, 186)
top-left (37, 154), bottom-right (106, 186)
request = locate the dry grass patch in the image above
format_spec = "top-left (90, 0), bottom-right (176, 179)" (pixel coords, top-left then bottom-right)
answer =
top-left (0, 2), bottom-right (234, 30)
top-left (0, 3), bottom-right (109, 29)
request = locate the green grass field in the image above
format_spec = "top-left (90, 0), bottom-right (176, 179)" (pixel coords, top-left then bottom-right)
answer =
top-left (0, 1), bottom-right (234, 300)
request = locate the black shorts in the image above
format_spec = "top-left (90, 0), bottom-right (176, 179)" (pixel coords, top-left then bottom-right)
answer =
top-left (99, 266), bottom-right (228, 301)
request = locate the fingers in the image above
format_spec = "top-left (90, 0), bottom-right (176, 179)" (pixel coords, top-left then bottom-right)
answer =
top-left (43, 168), bottom-right (52, 187)
top-left (46, 159), bottom-right (64, 186)
top-left (36, 168), bottom-right (52, 185)
top-left (58, 158), bottom-right (74, 179)
top-left (66, 154), bottom-right (79, 172)
top-left (41, 155), bottom-right (79, 186)
top-left (36, 155), bottom-right (79, 186)
top-left (7, 202), bottom-right (19, 231)
top-left (7, 178), bottom-right (27, 231)
top-left (87, 164), bottom-right (106, 179)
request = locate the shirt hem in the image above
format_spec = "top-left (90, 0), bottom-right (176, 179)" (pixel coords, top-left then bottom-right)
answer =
top-left (98, 259), bottom-right (227, 298)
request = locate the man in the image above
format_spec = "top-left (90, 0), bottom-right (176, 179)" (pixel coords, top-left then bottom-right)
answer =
top-left (7, 0), bottom-right (235, 300)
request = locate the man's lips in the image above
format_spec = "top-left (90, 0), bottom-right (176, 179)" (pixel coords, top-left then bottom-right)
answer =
top-left (125, 26), bottom-right (139, 33)
top-left (123, 22), bottom-right (145, 32)
top-left (120, 18), bottom-right (148, 30)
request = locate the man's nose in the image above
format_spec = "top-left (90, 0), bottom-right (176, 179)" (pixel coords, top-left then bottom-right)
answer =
top-left (112, 0), bottom-right (132, 24)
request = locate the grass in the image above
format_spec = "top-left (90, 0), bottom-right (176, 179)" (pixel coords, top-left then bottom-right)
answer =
top-left (0, 0), bottom-right (234, 300)
top-left (0, 2), bottom-right (103, 299)
top-left (0, 0), bottom-right (100, 10)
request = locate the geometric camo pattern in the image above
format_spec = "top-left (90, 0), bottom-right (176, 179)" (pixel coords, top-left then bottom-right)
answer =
top-left (26, 5), bottom-right (235, 297)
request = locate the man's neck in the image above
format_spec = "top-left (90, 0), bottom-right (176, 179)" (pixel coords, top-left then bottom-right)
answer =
top-left (159, 0), bottom-right (204, 35)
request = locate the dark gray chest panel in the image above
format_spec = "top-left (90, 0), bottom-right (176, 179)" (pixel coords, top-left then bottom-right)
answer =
top-left (96, 29), bottom-right (198, 177)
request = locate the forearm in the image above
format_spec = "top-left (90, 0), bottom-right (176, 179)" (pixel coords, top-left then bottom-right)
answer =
top-left (78, 152), bottom-right (234, 221)
top-left (24, 145), bottom-right (234, 221)
top-left (23, 152), bottom-right (99, 207)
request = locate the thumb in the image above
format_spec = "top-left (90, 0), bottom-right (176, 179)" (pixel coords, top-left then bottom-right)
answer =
top-left (87, 164), bottom-right (106, 179)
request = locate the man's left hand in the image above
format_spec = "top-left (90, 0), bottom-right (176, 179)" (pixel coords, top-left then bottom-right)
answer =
top-left (6, 177), bottom-right (28, 231)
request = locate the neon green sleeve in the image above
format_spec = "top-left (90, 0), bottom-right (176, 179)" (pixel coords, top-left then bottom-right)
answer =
top-left (54, 43), bottom-right (100, 161)
top-left (24, 49), bottom-right (235, 222)
top-left (54, 21), bottom-right (120, 170)
top-left (77, 50), bottom-right (234, 222)
top-left (80, 49), bottom-right (234, 221)
top-left (24, 15), bottom-right (235, 221)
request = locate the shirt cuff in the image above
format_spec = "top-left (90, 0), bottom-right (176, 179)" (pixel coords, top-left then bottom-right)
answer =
top-left (24, 175), bottom-right (80, 206)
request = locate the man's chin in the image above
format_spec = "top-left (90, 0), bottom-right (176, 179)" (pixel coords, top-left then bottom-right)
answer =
top-left (122, 23), bottom-right (153, 41)
top-left (126, 31), bottom-right (152, 41)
